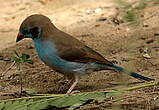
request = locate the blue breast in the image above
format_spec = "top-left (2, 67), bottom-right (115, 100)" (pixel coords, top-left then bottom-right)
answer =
top-left (33, 39), bottom-right (64, 66)
top-left (33, 38), bottom-right (90, 75)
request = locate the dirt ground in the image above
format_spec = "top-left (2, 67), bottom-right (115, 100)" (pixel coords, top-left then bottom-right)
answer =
top-left (0, 0), bottom-right (159, 109)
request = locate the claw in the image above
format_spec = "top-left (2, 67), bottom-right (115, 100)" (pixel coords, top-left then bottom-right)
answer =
top-left (69, 90), bottom-right (80, 94)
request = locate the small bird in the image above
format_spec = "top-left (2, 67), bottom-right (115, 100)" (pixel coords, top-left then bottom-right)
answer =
top-left (16, 14), bottom-right (153, 94)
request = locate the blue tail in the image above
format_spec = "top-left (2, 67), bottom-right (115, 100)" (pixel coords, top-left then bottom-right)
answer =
top-left (106, 64), bottom-right (154, 81)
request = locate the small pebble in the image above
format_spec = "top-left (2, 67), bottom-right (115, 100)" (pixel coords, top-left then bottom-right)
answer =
top-left (146, 38), bottom-right (154, 44)
top-left (126, 28), bottom-right (130, 32)
top-left (85, 10), bottom-right (93, 14)
top-left (143, 48), bottom-right (148, 53)
top-left (154, 32), bottom-right (159, 36)
top-left (143, 53), bottom-right (151, 59)
top-left (0, 56), bottom-right (3, 60)
top-left (143, 23), bottom-right (149, 27)
top-left (94, 8), bottom-right (102, 13)
top-left (94, 24), bottom-right (100, 27)
top-left (96, 17), bottom-right (107, 22)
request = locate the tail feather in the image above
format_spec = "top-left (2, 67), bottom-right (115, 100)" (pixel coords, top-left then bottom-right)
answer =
top-left (106, 64), bottom-right (154, 81)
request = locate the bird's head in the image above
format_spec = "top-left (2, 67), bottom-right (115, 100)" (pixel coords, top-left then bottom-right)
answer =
top-left (16, 14), bottom-right (54, 42)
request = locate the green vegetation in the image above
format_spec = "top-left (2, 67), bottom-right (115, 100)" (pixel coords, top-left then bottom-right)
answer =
top-left (0, 82), bottom-right (158, 110)
top-left (114, 0), bottom-right (158, 25)
top-left (11, 51), bottom-right (34, 65)
top-left (10, 51), bottom-right (34, 93)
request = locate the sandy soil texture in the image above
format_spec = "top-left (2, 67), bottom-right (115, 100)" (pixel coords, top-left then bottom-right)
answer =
top-left (0, 0), bottom-right (159, 109)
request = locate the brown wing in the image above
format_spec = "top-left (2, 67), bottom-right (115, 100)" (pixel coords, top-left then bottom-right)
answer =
top-left (59, 45), bottom-right (112, 64)
top-left (48, 29), bottom-right (112, 64)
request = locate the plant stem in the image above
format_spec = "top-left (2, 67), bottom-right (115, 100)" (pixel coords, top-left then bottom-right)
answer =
top-left (18, 64), bottom-right (23, 95)
top-left (120, 82), bottom-right (159, 91)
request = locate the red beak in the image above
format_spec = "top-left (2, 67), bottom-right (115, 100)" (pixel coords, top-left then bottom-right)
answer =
top-left (16, 33), bottom-right (24, 42)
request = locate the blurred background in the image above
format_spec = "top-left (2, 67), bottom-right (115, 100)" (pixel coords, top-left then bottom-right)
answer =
top-left (0, 0), bottom-right (116, 50)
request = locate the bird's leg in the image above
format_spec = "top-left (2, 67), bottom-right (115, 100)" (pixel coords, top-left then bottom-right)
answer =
top-left (66, 75), bottom-right (79, 94)
top-left (63, 75), bottom-right (75, 86)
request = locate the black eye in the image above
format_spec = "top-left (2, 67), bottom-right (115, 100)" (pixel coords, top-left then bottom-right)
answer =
top-left (30, 27), bottom-right (39, 38)
top-left (22, 28), bottom-right (29, 34)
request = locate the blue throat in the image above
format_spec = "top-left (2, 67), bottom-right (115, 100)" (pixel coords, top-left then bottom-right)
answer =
top-left (33, 38), bottom-right (65, 67)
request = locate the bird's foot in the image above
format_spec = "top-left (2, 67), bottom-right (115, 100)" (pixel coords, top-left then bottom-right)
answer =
top-left (66, 90), bottom-right (80, 94)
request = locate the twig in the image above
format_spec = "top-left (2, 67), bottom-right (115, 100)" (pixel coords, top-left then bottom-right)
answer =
top-left (140, 12), bottom-right (158, 21)
top-left (0, 61), bottom-right (16, 77)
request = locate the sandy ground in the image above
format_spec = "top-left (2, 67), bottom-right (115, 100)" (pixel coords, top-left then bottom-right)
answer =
top-left (0, 0), bottom-right (115, 50)
top-left (0, 0), bottom-right (159, 109)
